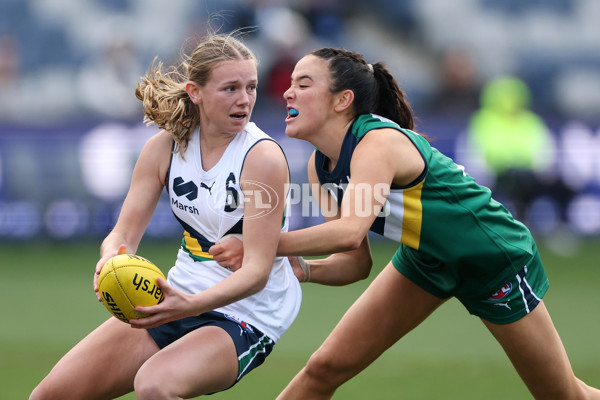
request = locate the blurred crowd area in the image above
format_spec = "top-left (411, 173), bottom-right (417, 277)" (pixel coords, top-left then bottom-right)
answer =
top-left (2, 0), bottom-right (600, 123)
top-left (1, 0), bottom-right (600, 248)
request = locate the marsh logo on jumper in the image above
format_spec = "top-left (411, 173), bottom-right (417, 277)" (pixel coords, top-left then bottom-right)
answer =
top-left (173, 177), bottom-right (198, 200)
top-left (488, 283), bottom-right (512, 300)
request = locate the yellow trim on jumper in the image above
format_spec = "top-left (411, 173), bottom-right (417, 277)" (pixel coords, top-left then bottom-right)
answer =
top-left (401, 179), bottom-right (424, 250)
top-left (182, 231), bottom-right (214, 261)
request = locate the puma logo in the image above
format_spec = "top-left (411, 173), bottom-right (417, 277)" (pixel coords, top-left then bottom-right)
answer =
top-left (494, 301), bottom-right (511, 310)
top-left (200, 181), bottom-right (215, 194)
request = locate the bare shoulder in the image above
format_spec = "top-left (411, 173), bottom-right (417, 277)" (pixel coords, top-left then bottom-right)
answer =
top-left (245, 139), bottom-right (288, 173)
top-left (240, 139), bottom-right (289, 191)
top-left (355, 127), bottom-right (424, 186)
top-left (138, 129), bottom-right (173, 185)
top-left (144, 129), bottom-right (173, 151)
top-left (139, 130), bottom-right (172, 162)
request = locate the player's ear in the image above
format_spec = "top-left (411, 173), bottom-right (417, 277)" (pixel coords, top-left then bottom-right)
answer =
top-left (333, 89), bottom-right (354, 112)
top-left (186, 81), bottom-right (202, 105)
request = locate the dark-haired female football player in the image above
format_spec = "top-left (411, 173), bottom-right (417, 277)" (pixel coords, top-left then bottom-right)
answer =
top-left (212, 47), bottom-right (600, 400)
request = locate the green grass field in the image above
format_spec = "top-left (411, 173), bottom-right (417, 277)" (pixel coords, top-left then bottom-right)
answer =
top-left (2, 237), bottom-right (599, 399)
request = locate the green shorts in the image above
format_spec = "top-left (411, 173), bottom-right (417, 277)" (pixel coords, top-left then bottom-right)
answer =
top-left (392, 246), bottom-right (549, 324)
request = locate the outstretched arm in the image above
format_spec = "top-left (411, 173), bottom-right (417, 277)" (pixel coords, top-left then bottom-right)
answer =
top-left (277, 128), bottom-right (423, 257)
top-left (210, 149), bottom-right (376, 286)
top-left (290, 151), bottom-right (373, 285)
top-left (93, 130), bottom-right (172, 300)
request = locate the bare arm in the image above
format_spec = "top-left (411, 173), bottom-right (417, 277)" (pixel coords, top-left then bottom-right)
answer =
top-left (93, 130), bottom-right (172, 299)
top-left (208, 129), bottom-right (422, 286)
top-left (292, 151), bottom-right (373, 285)
top-left (278, 128), bottom-right (424, 256)
top-left (210, 150), bottom-right (374, 286)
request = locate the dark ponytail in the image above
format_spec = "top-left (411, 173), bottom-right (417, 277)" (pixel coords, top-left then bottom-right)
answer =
top-left (372, 62), bottom-right (414, 130)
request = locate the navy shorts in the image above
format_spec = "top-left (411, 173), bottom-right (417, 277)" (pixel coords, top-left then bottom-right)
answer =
top-left (148, 311), bottom-right (274, 387)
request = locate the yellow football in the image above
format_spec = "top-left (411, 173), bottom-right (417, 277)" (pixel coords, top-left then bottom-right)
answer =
top-left (98, 254), bottom-right (166, 323)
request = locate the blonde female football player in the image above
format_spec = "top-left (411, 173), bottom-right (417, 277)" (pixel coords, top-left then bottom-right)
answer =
top-left (211, 47), bottom-right (600, 400)
top-left (30, 32), bottom-right (301, 400)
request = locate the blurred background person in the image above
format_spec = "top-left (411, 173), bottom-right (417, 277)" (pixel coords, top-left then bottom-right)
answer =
top-left (466, 76), bottom-right (573, 229)
top-left (429, 47), bottom-right (481, 118)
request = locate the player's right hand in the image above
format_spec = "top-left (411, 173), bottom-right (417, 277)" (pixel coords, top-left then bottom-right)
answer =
top-left (93, 244), bottom-right (127, 301)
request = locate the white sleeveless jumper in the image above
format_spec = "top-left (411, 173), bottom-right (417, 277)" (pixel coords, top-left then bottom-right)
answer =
top-left (165, 123), bottom-right (301, 341)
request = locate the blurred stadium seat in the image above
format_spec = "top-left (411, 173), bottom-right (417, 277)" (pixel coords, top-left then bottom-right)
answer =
top-left (0, 0), bottom-right (598, 239)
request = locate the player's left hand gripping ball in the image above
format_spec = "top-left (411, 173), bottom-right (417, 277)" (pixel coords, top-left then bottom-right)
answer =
top-left (97, 254), bottom-right (166, 323)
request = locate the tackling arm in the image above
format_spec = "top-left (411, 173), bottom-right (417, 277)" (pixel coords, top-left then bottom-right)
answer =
top-left (286, 151), bottom-right (373, 286)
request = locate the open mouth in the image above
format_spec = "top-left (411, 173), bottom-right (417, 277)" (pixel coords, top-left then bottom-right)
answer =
top-left (230, 113), bottom-right (247, 120)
